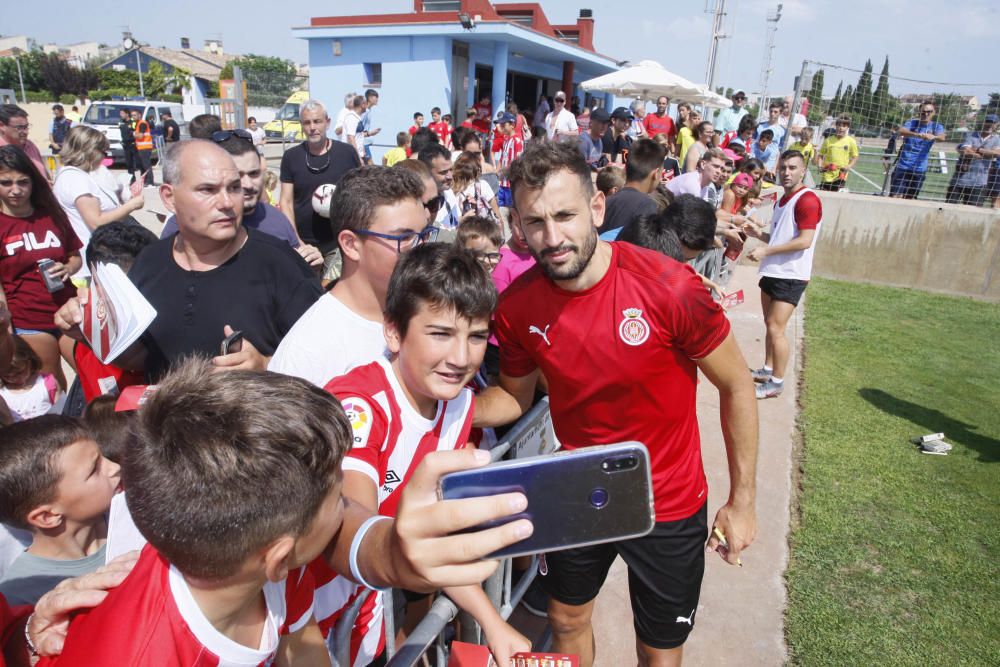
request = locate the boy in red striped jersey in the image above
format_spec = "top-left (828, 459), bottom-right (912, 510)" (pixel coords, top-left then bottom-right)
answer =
top-left (317, 243), bottom-right (529, 666)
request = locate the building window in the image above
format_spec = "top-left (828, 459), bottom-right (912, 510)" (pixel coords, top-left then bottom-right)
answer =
top-left (500, 12), bottom-right (534, 26)
top-left (364, 63), bottom-right (382, 88)
top-left (423, 1), bottom-right (461, 11)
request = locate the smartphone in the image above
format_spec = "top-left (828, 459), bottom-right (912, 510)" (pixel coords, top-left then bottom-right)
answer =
top-left (220, 330), bottom-right (244, 355)
top-left (439, 442), bottom-right (654, 559)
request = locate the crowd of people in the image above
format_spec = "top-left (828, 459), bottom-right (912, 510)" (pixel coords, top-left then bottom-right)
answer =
top-left (0, 77), bottom-right (925, 667)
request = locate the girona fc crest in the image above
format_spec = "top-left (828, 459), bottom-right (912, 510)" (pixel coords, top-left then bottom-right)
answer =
top-left (618, 308), bottom-right (650, 346)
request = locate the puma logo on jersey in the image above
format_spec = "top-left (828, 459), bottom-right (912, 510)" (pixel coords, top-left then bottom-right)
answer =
top-left (4, 230), bottom-right (62, 256)
top-left (529, 324), bottom-right (551, 346)
top-left (676, 609), bottom-right (695, 625)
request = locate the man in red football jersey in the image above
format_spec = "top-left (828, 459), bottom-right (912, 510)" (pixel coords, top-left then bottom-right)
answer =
top-left (475, 142), bottom-right (759, 667)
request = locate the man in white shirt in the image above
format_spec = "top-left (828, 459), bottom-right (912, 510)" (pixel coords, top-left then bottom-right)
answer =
top-left (545, 91), bottom-right (579, 141)
top-left (667, 147), bottom-right (727, 203)
top-left (332, 91), bottom-right (357, 141)
top-left (342, 94), bottom-right (368, 162)
top-left (269, 166), bottom-right (438, 386)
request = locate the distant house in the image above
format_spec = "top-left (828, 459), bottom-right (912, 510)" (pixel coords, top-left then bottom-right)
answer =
top-left (99, 41), bottom-right (236, 105)
top-left (42, 42), bottom-right (102, 68)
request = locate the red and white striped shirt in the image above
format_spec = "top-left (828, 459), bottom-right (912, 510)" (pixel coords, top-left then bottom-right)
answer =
top-left (309, 357), bottom-right (475, 665)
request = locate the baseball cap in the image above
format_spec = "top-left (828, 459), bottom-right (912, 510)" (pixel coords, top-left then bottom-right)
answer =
top-left (732, 173), bottom-right (754, 188)
top-left (497, 112), bottom-right (516, 124)
top-left (554, 91), bottom-right (567, 101)
top-left (985, 114), bottom-right (999, 123)
top-left (590, 108), bottom-right (611, 123)
top-left (610, 107), bottom-right (634, 121)
top-left (733, 89), bottom-right (747, 98)
top-left (722, 148), bottom-right (742, 163)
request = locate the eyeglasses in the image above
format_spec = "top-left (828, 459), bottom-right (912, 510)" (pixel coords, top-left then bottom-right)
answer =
top-left (472, 251), bottom-right (502, 268)
top-left (211, 129), bottom-right (254, 145)
top-left (554, 99), bottom-right (566, 104)
top-left (353, 225), bottom-right (440, 253)
top-left (7, 123), bottom-right (30, 132)
top-left (424, 195), bottom-right (443, 217)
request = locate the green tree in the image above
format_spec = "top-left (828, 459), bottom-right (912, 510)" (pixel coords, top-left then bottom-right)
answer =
top-left (829, 80), bottom-right (843, 116)
top-left (854, 59), bottom-right (874, 126)
top-left (0, 50), bottom-right (46, 93)
top-left (806, 68), bottom-right (825, 123)
top-left (842, 84), bottom-right (854, 117)
top-left (871, 56), bottom-right (891, 127)
top-left (98, 68), bottom-right (140, 94)
top-left (220, 54), bottom-right (298, 106)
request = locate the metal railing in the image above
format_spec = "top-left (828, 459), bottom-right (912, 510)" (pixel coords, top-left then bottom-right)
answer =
top-left (331, 398), bottom-right (556, 667)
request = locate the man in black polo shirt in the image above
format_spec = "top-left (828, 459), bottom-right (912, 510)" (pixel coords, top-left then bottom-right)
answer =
top-left (599, 138), bottom-right (665, 235)
top-left (55, 140), bottom-right (323, 381)
top-left (279, 99), bottom-right (361, 279)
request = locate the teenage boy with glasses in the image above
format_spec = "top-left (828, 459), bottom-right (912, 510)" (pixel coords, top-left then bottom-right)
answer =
top-left (270, 166), bottom-right (439, 387)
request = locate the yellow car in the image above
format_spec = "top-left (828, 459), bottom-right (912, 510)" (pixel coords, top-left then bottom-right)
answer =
top-left (264, 91), bottom-right (310, 142)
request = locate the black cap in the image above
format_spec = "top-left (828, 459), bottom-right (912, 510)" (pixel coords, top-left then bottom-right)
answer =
top-left (611, 107), bottom-right (634, 121)
top-left (590, 108), bottom-right (611, 123)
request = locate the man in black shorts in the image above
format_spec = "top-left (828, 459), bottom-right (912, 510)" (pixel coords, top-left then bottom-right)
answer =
top-left (745, 150), bottom-right (823, 399)
top-left (474, 142), bottom-right (759, 666)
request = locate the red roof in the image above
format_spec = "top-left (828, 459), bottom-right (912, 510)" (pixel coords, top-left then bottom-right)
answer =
top-left (310, 0), bottom-right (596, 53)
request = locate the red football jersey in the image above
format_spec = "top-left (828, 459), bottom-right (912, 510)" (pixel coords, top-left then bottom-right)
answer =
top-left (311, 358), bottom-right (474, 665)
top-left (39, 545), bottom-right (315, 667)
top-left (495, 242), bottom-right (730, 522)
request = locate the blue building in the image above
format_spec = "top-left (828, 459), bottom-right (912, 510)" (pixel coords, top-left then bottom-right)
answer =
top-left (295, 0), bottom-right (619, 159)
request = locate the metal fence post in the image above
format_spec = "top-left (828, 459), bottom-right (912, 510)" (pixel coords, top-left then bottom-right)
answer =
top-left (784, 59), bottom-right (809, 150)
top-left (233, 65), bottom-right (246, 129)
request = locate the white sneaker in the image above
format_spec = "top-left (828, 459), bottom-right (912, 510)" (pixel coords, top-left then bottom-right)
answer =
top-left (755, 380), bottom-right (784, 399)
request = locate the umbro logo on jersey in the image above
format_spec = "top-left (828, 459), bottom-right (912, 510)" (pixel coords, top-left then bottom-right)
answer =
top-left (529, 324), bottom-right (551, 346)
top-left (384, 470), bottom-right (401, 485)
top-left (4, 230), bottom-right (62, 256)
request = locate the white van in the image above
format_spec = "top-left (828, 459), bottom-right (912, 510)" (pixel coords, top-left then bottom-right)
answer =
top-left (82, 101), bottom-right (187, 163)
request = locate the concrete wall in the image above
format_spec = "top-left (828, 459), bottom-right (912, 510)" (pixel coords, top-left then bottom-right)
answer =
top-left (810, 192), bottom-right (1000, 301)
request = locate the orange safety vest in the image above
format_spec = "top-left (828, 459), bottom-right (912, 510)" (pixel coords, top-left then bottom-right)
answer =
top-left (134, 119), bottom-right (153, 150)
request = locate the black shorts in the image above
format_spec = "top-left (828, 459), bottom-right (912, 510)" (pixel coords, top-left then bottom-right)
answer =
top-left (759, 276), bottom-right (809, 306)
top-left (540, 504), bottom-right (707, 650)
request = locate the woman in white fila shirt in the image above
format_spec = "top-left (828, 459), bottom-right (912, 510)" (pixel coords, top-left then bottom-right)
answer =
top-left (743, 149), bottom-right (822, 399)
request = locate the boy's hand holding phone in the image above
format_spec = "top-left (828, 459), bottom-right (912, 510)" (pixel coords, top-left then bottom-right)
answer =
top-left (390, 449), bottom-right (533, 592)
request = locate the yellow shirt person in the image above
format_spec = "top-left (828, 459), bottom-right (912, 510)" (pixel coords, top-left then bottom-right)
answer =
top-left (817, 118), bottom-right (859, 186)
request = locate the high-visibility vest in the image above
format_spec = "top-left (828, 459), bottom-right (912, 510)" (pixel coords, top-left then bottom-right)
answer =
top-left (134, 119), bottom-right (153, 150)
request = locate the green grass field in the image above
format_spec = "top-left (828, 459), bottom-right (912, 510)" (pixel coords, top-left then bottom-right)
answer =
top-left (786, 278), bottom-right (1000, 666)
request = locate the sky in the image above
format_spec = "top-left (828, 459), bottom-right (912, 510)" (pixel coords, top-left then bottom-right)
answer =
top-left (9, 0), bottom-right (999, 101)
